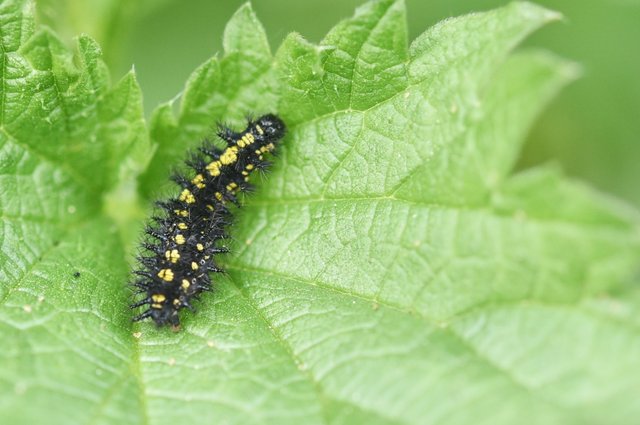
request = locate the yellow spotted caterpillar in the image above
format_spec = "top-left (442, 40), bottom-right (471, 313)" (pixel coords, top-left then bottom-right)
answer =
top-left (131, 114), bottom-right (286, 327)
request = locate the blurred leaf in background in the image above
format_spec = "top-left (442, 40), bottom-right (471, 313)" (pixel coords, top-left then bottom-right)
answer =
top-left (35, 0), bottom-right (173, 71)
top-left (36, 0), bottom-right (640, 208)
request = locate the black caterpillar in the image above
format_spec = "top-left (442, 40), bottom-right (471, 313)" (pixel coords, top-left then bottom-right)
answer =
top-left (130, 114), bottom-right (286, 327)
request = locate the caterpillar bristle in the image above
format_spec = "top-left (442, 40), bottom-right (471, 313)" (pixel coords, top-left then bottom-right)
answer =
top-left (185, 155), bottom-right (207, 170)
top-left (130, 298), bottom-right (150, 309)
top-left (133, 270), bottom-right (154, 279)
top-left (216, 124), bottom-right (239, 146)
top-left (133, 310), bottom-right (152, 322)
top-left (198, 143), bottom-right (222, 158)
top-left (169, 172), bottom-right (190, 188)
top-left (144, 227), bottom-right (168, 241)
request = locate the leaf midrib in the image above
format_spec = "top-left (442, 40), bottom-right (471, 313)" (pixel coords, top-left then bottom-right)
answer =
top-left (341, 0), bottom-right (399, 109)
top-left (241, 196), bottom-right (637, 234)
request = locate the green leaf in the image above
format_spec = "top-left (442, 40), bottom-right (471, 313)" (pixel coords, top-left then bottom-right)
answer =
top-left (2, 1), bottom-right (640, 425)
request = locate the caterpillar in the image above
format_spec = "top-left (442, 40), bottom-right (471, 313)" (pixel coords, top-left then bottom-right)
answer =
top-left (130, 114), bottom-right (286, 327)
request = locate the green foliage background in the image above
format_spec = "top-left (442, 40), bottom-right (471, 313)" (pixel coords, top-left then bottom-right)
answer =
top-left (1, 0), bottom-right (639, 424)
top-left (37, 0), bottom-right (640, 209)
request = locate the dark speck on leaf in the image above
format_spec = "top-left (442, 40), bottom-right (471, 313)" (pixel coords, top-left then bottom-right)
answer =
top-left (73, 271), bottom-right (81, 278)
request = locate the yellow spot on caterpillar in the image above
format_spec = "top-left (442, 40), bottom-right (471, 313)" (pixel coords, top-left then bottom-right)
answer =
top-left (215, 192), bottom-right (223, 201)
top-left (191, 174), bottom-right (206, 189)
top-left (226, 182), bottom-right (238, 191)
top-left (191, 262), bottom-right (199, 270)
top-left (246, 164), bottom-right (255, 170)
top-left (158, 269), bottom-right (174, 282)
top-left (173, 209), bottom-right (188, 217)
top-left (173, 299), bottom-right (181, 306)
top-left (164, 249), bottom-right (180, 263)
top-left (177, 223), bottom-right (188, 230)
top-left (152, 294), bottom-right (166, 303)
top-left (241, 171), bottom-right (249, 176)
top-left (181, 279), bottom-right (190, 290)
top-left (152, 303), bottom-right (162, 309)
top-left (244, 177), bottom-right (250, 182)
top-left (255, 124), bottom-right (264, 135)
top-left (219, 146), bottom-right (239, 165)
top-left (259, 144), bottom-right (275, 154)
top-left (179, 189), bottom-right (195, 204)
top-left (206, 204), bottom-right (214, 211)
top-left (237, 135), bottom-right (250, 148)
top-left (196, 243), bottom-right (204, 251)
top-left (255, 149), bottom-right (261, 155)
top-left (238, 134), bottom-right (254, 148)
top-left (206, 161), bottom-right (221, 176)
top-left (175, 234), bottom-right (186, 245)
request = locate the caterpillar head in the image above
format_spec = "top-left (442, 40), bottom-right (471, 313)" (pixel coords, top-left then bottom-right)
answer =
top-left (255, 114), bottom-right (286, 142)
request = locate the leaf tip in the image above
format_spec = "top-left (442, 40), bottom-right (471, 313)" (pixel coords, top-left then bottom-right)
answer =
top-left (512, 1), bottom-right (563, 25)
top-left (528, 49), bottom-right (583, 83)
top-left (354, 0), bottom-right (402, 15)
top-left (236, 2), bottom-right (254, 14)
top-left (227, 1), bottom-right (256, 25)
top-left (223, 1), bottom-right (269, 56)
top-left (76, 33), bottom-right (102, 57)
top-left (557, 58), bottom-right (582, 82)
top-left (275, 31), bottom-right (317, 61)
top-left (281, 31), bottom-right (307, 45)
top-left (121, 67), bottom-right (141, 87)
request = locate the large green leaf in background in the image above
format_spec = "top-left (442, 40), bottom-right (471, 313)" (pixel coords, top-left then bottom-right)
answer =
top-left (1, 1), bottom-right (640, 424)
